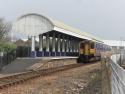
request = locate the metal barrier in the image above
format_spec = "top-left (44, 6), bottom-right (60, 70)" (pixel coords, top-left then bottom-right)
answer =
top-left (0, 50), bottom-right (16, 70)
top-left (110, 54), bottom-right (125, 94)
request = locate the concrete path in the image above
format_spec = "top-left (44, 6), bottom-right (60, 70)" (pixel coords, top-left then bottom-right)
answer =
top-left (0, 58), bottom-right (41, 75)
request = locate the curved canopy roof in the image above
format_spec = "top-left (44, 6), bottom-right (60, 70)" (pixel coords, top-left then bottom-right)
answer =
top-left (12, 13), bottom-right (102, 42)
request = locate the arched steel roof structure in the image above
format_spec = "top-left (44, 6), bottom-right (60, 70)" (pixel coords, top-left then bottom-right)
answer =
top-left (12, 13), bottom-right (102, 42)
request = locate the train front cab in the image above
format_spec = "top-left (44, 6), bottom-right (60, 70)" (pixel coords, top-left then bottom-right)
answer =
top-left (77, 41), bottom-right (92, 63)
top-left (77, 41), bottom-right (101, 63)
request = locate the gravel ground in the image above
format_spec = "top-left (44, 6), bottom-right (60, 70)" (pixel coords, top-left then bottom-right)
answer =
top-left (101, 59), bottom-right (111, 94)
top-left (80, 69), bottom-right (101, 94)
top-left (0, 62), bottom-right (101, 94)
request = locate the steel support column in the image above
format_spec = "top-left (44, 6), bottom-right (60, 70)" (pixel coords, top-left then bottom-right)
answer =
top-left (30, 36), bottom-right (36, 58)
top-left (66, 38), bottom-right (69, 56)
top-left (45, 33), bottom-right (50, 56)
top-left (56, 34), bottom-right (61, 56)
top-left (52, 33), bottom-right (56, 56)
top-left (38, 34), bottom-right (43, 57)
top-left (72, 40), bottom-right (76, 56)
top-left (61, 36), bottom-right (65, 56)
top-left (70, 40), bottom-right (73, 56)
top-left (72, 40), bottom-right (75, 53)
top-left (76, 41), bottom-right (79, 52)
top-left (74, 41), bottom-right (78, 56)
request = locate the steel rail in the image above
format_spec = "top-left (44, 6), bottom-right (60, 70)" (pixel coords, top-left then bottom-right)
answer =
top-left (0, 63), bottom-right (95, 89)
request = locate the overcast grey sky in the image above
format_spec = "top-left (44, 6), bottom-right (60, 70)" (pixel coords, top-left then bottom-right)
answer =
top-left (0, 0), bottom-right (125, 40)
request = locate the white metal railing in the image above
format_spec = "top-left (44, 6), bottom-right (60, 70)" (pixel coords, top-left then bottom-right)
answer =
top-left (110, 54), bottom-right (125, 94)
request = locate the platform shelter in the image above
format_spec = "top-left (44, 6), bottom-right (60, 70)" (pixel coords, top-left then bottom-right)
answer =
top-left (12, 13), bottom-right (101, 57)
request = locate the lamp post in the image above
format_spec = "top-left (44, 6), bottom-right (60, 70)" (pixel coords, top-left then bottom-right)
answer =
top-left (122, 40), bottom-right (125, 65)
top-left (119, 37), bottom-right (122, 66)
top-left (119, 37), bottom-right (125, 66)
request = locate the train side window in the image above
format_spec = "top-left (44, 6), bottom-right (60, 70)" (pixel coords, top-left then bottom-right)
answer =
top-left (98, 44), bottom-right (100, 50)
top-left (80, 43), bottom-right (84, 48)
top-left (91, 43), bottom-right (94, 49)
top-left (96, 44), bottom-right (98, 50)
top-left (99, 44), bottom-right (101, 50)
top-left (95, 44), bottom-right (97, 49)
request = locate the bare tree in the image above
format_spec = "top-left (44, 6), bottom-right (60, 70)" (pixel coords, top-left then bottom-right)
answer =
top-left (0, 18), bottom-right (11, 40)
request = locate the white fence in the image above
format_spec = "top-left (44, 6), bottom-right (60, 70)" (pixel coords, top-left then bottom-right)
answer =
top-left (110, 54), bottom-right (125, 94)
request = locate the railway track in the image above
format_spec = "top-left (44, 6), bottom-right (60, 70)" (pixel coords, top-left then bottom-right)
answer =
top-left (0, 63), bottom-right (95, 89)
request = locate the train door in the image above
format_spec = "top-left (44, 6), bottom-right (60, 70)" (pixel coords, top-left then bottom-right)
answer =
top-left (90, 42), bottom-right (95, 57)
top-left (80, 42), bottom-right (85, 55)
top-left (84, 41), bottom-right (90, 57)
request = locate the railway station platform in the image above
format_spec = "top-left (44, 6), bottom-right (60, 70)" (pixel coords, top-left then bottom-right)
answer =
top-left (13, 13), bottom-right (101, 58)
top-left (19, 56), bottom-right (78, 60)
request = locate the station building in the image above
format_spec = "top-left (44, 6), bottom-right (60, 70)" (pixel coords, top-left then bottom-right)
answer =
top-left (12, 13), bottom-right (101, 57)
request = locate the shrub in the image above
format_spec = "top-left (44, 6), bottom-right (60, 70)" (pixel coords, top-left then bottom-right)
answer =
top-left (0, 41), bottom-right (16, 53)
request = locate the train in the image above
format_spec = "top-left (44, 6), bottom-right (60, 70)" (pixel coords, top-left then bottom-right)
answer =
top-left (77, 40), bottom-right (111, 63)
